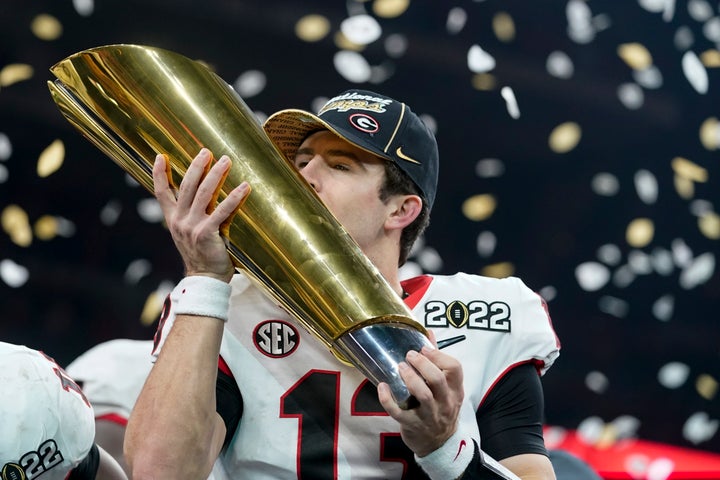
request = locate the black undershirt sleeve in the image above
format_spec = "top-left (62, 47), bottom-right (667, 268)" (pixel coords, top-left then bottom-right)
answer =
top-left (451, 363), bottom-right (548, 479)
top-left (216, 367), bottom-right (243, 449)
top-left (475, 362), bottom-right (549, 461)
top-left (67, 443), bottom-right (99, 480)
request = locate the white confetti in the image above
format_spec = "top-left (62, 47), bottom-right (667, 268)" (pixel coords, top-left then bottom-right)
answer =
top-left (651, 247), bottom-right (675, 276)
top-left (633, 65), bottom-right (663, 89)
top-left (341, 14), bottom-right (382, 45)
top-left (674, 25), bottom-right (695, 50)
top-left (618, 82), bottom-right (645, 110)
top-left (682, 50), bottom-right (708, 94)
top-left (683, 412), bottom-right (719, 444)
top-left (585, 371), bottom-right (609, 393)
top-left (476, 231), bottom-right (497, 257)
top-left (658, 361), bottom-right (689, 388)
top-left (475, 158), bottom-right (505, 178)
top-left (100, 199), bottom-right (122, 226)
top-left (233, 70), bottom-right (267, 98)
top-left (598, 295), bottom-right (629, 317)
top-left (688, 0), bottom-right (714, 22)
top-left (0, 259), bottom-right (29, 287)
top-left (597, 243), bottom-right (622, 265)
top-left (575, 261), bottom-right (611, 291)
top-left (125, 258), bottom-right (152, 284)
top-left (546, 51), bottom-right (574, 79)
top-left (417, 246), bottom-right (443, 272)
top-left (577, 416), bottom-right (605, 443)
top-left (566, 0), bottom-right (595, 44)
top-left (591, 172), bottom-right (620, 196)
top-left (612, 265), bottom-right (636, 288)
top-left (647, 458), bottom-right (674, 480)
top-left (628, 250), bottom-right (653, 274)
top-left (467, 44), bottom-right (496, 73)
top-left (671, 238), bottom-right (693, 268)
top-left (634, 169), bottom-right (658, 204)
top-left (384, 34), bottom-right (408, 58)
top-left (652, 294), bottom-right (675, 321)
top-left (72, 0), bottom-right (94, 16)
top-left (334, 50), bottom-right (372, 83)
top-left (446, 7), bottom-right (467, 34)
top-left (538, 285), bottom-right (557, 302)
top-left (0, 132), bottom-right (11, 160)
top-left (137, 198), bottom-right (164, 223)
top-left (679, 252), bottom-right (715, 289)
top-left (500, 86), bottom-right (520, 119)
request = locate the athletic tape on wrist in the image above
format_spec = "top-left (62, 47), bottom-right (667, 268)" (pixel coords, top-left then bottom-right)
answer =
top-left (174, 276), bottom-right (232, 322)
top-left (414, 428), bottom-right (475, 480)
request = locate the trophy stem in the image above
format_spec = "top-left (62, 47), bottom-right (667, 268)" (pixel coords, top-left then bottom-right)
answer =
top-left (334, 323), bottom-right (433, 409)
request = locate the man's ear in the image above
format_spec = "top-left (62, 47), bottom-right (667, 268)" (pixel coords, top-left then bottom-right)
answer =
top-left (386, 194), bottom-right (422, 231)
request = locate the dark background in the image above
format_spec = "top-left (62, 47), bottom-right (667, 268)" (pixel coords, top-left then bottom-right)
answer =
top-left (1, 0), bottom-right (718, 458)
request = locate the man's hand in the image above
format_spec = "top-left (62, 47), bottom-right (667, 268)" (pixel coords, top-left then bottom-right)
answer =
top-left (153, 148), bottom-right (250, 282)
top-left (377, 337), bottom-right (465, 457)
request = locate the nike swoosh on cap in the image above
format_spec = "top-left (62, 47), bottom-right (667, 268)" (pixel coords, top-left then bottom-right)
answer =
top-left (395, 146), bottom-right (421, 164)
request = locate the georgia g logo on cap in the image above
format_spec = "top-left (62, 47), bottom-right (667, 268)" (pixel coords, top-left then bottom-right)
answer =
top-left (348, 113), bottom-right (380, 134)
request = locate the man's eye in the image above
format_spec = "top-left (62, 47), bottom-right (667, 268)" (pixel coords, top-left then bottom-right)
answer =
top-left (332, 164), bottom-right (350, 171)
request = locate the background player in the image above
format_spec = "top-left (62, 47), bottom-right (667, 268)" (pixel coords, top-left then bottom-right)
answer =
top-left (0, 341), bottom-right (128, 480)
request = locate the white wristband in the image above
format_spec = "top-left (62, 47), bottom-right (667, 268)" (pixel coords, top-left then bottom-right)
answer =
top-left (174, 276), bottom-right (232, 322)
top-left (414, 428), bottom-right (475, 480)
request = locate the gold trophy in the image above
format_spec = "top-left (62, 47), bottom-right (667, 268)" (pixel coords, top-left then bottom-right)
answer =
top-left (48, 44), bottom-right (431, 409)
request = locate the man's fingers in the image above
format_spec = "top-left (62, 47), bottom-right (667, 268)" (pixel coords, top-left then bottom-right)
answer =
top-left (176, 148), bottom-right (213, 211)
top-left (218, 182), bottom-right (251, 237)
top-left (153, 154), bottom-right (176, 209)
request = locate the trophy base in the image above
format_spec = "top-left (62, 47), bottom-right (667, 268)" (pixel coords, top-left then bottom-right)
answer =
top-left (335, 323), bottom-right (433, 410)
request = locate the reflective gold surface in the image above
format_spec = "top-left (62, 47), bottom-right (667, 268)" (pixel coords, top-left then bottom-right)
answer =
top-left (47, 44), bottom-right (427, 364)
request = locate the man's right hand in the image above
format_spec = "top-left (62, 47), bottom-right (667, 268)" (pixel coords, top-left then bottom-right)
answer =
top-left (153, 148), bottom-right (250, 283)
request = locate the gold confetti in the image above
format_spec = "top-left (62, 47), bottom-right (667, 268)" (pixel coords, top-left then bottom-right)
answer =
top-left (671, 156), bottom-right (708, 182)
top-left (373, 0), bottom-right (410, 18)
top-left (295, 14), bottom-right (331, 42)
top-left (480, 261), bottom-right (514, 279)
top-left (462, 194), bottom-right (497, 221)
top-left (140, 290), bottom-right (165, 326)
top-left (34, 215), bottom-right (59, 241)
top-left (548, 122), bottom-right (582, 153)
top-left (698, 212), bottom-right (720, 240)
top-left (700, 49), bottom-right (720, 67)
top-left (334, 31), bottom-right (364, 51)
top-left (31, 14), bottom-right (63, 41)
top-left (699, 117), bottom-right (720, 150)
top-left (595, 424), bottom-right (620, 449)
top-left (626, 218), bottom-right (654, 247)
top-left (1, 205), bottom-right (33, 247)
top-left (696, 374), bottom-right (718, 400)
top-left (618, 43), bottom-right (653, 70)
top-left (471, 73), bottom-right (497, 91)
top-left (37, 139), bottom-right (65, 178)
top-left (0, 64), bottom-right (34, 88)
top-left (492, 12), bottom-right (515, 42)
top-left (673, 174), bottom-right (695, 199)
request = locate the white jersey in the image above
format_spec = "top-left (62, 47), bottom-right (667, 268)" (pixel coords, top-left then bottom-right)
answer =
top-left (66, 338), bottom-right (229, 480)
top-left (0, 342), bottom-right (95, 480)
top-left (156, 272), bottom-right (560, 479)
top-left (66, 338), bottom-right (154, 423)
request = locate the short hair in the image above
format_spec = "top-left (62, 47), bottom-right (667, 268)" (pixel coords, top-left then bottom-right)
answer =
top-left (378, 161), bottom-right (431, 266)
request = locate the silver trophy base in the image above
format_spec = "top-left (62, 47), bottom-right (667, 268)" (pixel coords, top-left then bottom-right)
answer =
top-left (335, 323), bottom-right (433, 409)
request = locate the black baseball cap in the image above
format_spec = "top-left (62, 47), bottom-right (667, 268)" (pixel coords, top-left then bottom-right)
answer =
top-left (263, 89), bottom-right (439, 208)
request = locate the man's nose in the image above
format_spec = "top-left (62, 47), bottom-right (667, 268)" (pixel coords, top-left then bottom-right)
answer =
top-left (299, 156), bottom-right (320, 191)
